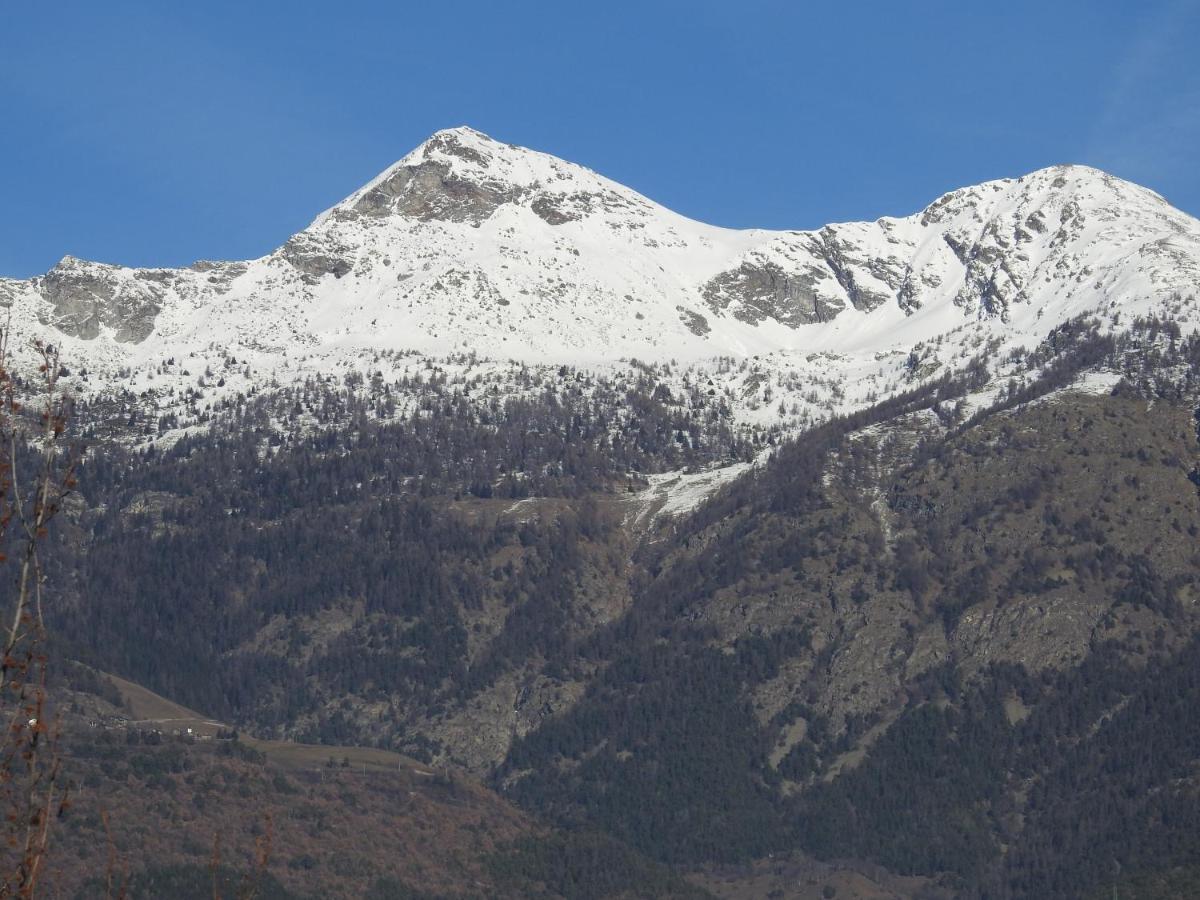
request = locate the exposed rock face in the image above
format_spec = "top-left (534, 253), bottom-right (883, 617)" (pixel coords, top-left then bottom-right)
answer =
top-left (345, 129), bottom-right (531, 224)
top-left (280, 234), bottom-right (354, 283)
top-left (813, 228), bottom-right (897, 313)
top-left (35, 258), bottom-right (162, 343)
top-left (699, 223), bottom-right (924, 326)
top-left (536, 187), bottom-right (649, 223)
top-left (351, 158), bottom-right (521, 224)
top-left (702, 260), bottom-right (845, 325)
top-left (188, 260), bottom-right (248, 291)
top-left (530, 194), bottom-right (580, 225)
top-left (418, 672), bottom-right (587, 773)
top-left (943, 222), bottom-right (1028, 317)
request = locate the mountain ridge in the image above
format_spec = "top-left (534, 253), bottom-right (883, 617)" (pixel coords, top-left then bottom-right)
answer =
top-left (3, 128), bottom-right (1198, 375)
top-left (2, 128), bottom-right (1199, 470)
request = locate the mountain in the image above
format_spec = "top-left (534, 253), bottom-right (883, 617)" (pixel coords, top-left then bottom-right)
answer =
top-left (3, 127), bottom-right (1200, 425)
top-left (9, 130), bottom-right (1200, 899)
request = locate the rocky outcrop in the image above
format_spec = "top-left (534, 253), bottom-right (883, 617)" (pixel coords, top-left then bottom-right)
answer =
top-left (351, 158), bottom-right (521, 225)
top-left (280, 234), bottom-right (354, 283)
top-left (34, 258), bottom-right (162, 343)
top-left (813, 228), bottom-right (897, 313)
top-left (188, 260), bottom-right (248, 291)
top-left (530, 194), bottom-right (580, 225)
top-left (0, 280), bottom-right (18, 310)
top-left (943, 222), bottom-right (1028, 318)
top-left (702, 259), bottom-right (846, 326)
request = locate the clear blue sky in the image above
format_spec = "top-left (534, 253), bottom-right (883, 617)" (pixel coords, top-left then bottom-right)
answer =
top-left (2, 0), bottom-right (1198, 277)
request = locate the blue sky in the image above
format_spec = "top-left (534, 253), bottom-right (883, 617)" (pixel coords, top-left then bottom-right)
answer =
top-left (2, 0), bottom-right (1197, 277)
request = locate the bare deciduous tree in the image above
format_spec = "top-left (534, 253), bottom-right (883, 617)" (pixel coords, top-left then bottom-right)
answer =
top-left (0, 328), bottom-right (76, 897)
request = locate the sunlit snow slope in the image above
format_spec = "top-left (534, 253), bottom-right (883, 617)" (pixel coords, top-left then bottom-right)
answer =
top-left (2, 126), bottom-right (1198, 385)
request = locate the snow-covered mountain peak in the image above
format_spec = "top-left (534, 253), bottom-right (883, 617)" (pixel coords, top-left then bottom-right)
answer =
top-left (313, 126), bottom-right (656, 231)
top-left (917, 164), bottom-right (1165, 226)
top-left (3, 131), bottom-right (1199, 424)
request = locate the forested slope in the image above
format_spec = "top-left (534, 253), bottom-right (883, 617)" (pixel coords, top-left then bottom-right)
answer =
top-left (24, 314), bottom-right (1200, 898)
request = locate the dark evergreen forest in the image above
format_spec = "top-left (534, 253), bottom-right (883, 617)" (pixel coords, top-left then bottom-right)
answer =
top-left (10, 316), bottom-right (1200, 898)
